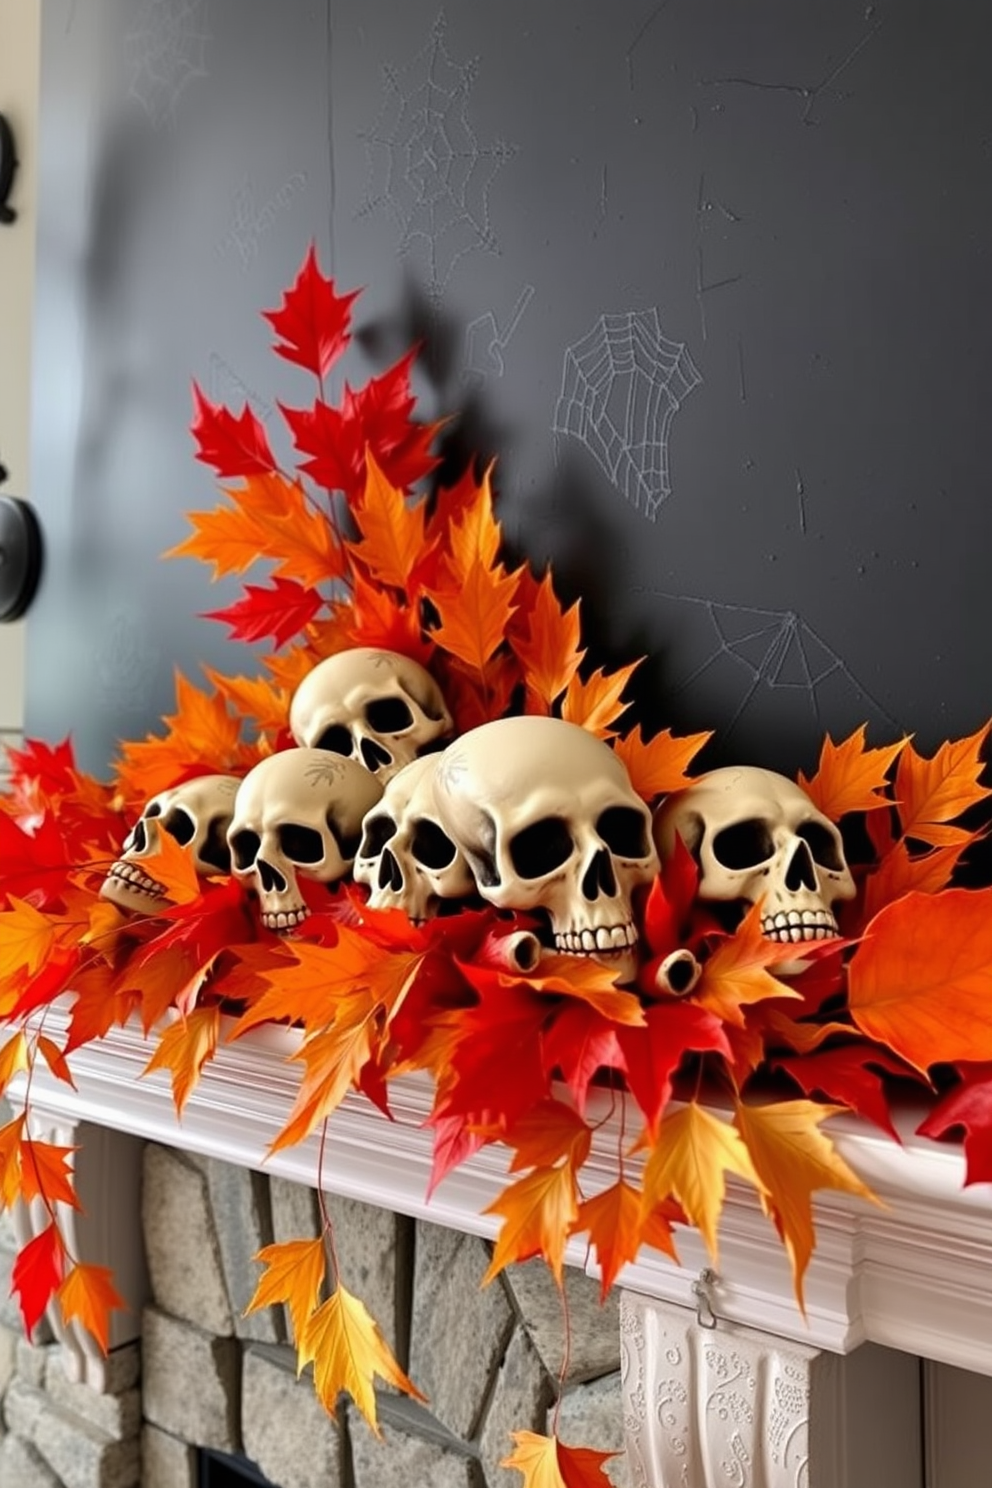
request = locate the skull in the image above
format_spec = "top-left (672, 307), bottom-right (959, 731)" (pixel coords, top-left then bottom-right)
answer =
top-left (353, 754), bottom-right (475, 924)
top-left (653, 765), bottom-right (856, 969)
top-left (289, 647), bottom-right (453, 783)
top-left (227, 748), bottom-right (383, 932)
top-left (101, 774), bottom-right (240, 915)
top-left (433, 716), bottom-right (659, 981)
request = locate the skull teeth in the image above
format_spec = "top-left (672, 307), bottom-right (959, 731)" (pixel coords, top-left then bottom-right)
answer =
top-left (554, 923), bottom-right (638, 957)
top-left (761, 909), bottom-right (839, 943)
top-left (262, 905), bottom-right (311, 934)
top-left (106, 861), bottom-right (167, 900)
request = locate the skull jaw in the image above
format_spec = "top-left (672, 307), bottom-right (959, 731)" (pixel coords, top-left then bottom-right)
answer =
top-left (100, 861), bottom-right (169, 916)
top-left (532, 904), bottom-right (642, 984)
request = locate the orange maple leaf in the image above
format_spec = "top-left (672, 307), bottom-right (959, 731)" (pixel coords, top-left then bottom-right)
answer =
top-left (526, 956), bottom-right (646, 1026)
top-left (513, 571), bottom-right (586, 710)
top-left (203, 667), bottom-right (290, 743)
top-left (115, 672), bottom-right (244, 800)
top-left (246, 1237), bottom-right (327, 1344)
top-left (848, 887), bottom-right (992, 1070)
top-left (298, 1281), bottom-right (426, 1434)
top-left (137, 831), bottom-right (204, 908)
top-left (440, 462), bottom-right (503, 575)
top-left (483, 1163), bottom-right (580, 1285)
top-left (640, 1102), bottom-right (766, 1264)
top-left (348, 449), bottom-right (432, 595)
top-left (0, 896), bottom-right (58, 981)
top-left (142, 1005), bottom-right (222, 1114)
top-left (272, 996), bottom-right (379, 1152)
top-left (797, 726), bottom-right (908, 820)
top-left (500, 1100), bottom-right (593, 1173)
top-left (502, 1430), bottom-right (619, 1488)
top-left (612, 724), bottom-right (712, 802)
top-left (36, 1034), bottom-right (76, 1089)
top-left (170, 473), bottom-right (344, 588)
top-left (0, 1115), bottom-right (25, 1207)
top-left (165, 495), bottom-right (274, 579)
top-left (575, 1179), bottom-right (677, 1299)
top-left (734, 1099), bottom-right (878, 1311)
top-left (19, 1139), bottom-right (80, 1211)
top-left (560, 661), bottom-right (641, 739)
top-left (0, 1031), bottom-right (30, 1097)
top-left (860, 839), bottom-right (968, 924)
top-left (693, 903), bottom-right (801, 1026)
top-left (57, 1264), bottom-right (127, 1353)
top-left (893, 725), bottom-right (992, 847)
top-left (430, 555), bottom-right (521, 675)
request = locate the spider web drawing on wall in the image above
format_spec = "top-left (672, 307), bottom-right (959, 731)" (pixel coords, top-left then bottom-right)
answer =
top-left (553, 311), bottom-right (702, 520)
top-left (357, 12), bottom-right (517, 299)
top-left (124, 0), bottom-right (210, 129)
top-left (647, 591), bottom-right (902, 745)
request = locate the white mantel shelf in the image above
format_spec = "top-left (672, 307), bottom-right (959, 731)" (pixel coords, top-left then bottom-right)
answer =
top-left (14, 998), bottom-right (992, 1379)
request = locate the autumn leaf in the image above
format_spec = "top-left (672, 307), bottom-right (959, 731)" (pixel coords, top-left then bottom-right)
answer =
top-left (859, 839), bottom-right (969, 925)
top-left (576, 1179), bottom-right (676, 1298)
top-left (189, 384), bottom-right (276, 477)
top-left (165, 494), bottom-right (274, 579)
top-left (773, 1044), bottom-right (914, 1142)
top-left (348, 450), bottom-right (432, 595)
top-left (641, 1102), bottom-right (765, 1263)
top-left (512, 570), bottom-right (585, 710)
top-left (617, 1001), bottom-right (732, 1139)
top-left (115, 672), bottom-right (244, 800)
top-left (0, 1031), bottom-right (30, 1096)
top-left (0, 895), bottom-right (57, 980)
top-left (262, 243), bottom-right (359, 379)
top-left (36, 1034), bottom-right (77, 1089)
top-left (848, 888), bottom-right (992, 1070)
top-left (541, 1003), bottom-right (625, 1112)
top-left (19, 1139), bottom-right (80, 1210)
top-left (430, 555), bottom-right (521, 675)
top-left (734, 1099), bottom-right (878, 1310)
top-left (917, 1065), bottom-right (992, 1186)
top-left (57, 1263), bottom-right (126, 1353)
top-left (500, 1100), bottom-right (592, 1173)
top-left (692, 903), bottom-right (802, 1026)
top-left (272, 997), bottom-right (379, 1152)
top-left (11, 1222), bottom-right (64, 1338)
top-left (298, 1281), bottom-right (425, 1433)
top-left (797, 726), bottom-right (907, 819)
top-left (612, 724), bottom-right (713, 803)
top-left (0, 1114), bottom-right (25, 1207)
top-left (893, 726), bottom-right (991, 847)
top-left (560, 661), bottom-right (640, 739)
top-left (202, 576), bottom-right (325, 650)
top-left (246, 1237), bottom-right (327, 1343)
top-left (142, 1005), bottom-right (222, 1114)
top-left (484, 1163), bottom-right (580, 1285)
top-left (502, 1430), bottom-right (618, 1488)
top-left (137, 830), bottom-right (204, 908)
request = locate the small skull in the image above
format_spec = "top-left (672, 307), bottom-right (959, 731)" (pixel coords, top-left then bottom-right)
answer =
top-left (227, 748), bottom-right (383, 932)
top-left (653, 765), bottom-right (856, 970)
top-left (353, 754), bottom-right (475, 924)
top-left (433, 716), bottom-right (659, 981)
top-left (101, 774), bottom-right (240, 915)
top-left (289, 647), bottom-right (453, 784)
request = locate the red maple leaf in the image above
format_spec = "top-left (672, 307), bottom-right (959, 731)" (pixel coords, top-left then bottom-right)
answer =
top-left (618, 1001), bottom-right (732, 1137)
top-left (201, 576), bottom-right (325, 649)
top-left (262, 243), bottom-right (359, 380)
top-left (189, 385), bottom-right (277, 478)
top-left (918, 1063), bottom-right (992, 1185)
top-left (11, 1223), bottom-right (65, 1338)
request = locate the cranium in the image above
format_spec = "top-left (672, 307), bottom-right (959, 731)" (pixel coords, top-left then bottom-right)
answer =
top-left (433, 716), bottom-right (658, 981)
top-left (101, 774), bottom-right (240, 915)
top-left (288, 646), bottom-right (453, 783)
top-left (353, 754), bottom-right (475, 924)
top-left (227, 748), bottom-right (383, 932)
top-left (653, 765), bottom-right (856, 969)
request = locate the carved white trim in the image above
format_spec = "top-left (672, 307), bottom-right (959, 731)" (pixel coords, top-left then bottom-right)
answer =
top-left (8, 997), bottom-right (992, 1377)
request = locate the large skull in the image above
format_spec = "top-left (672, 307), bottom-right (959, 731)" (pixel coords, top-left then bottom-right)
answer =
top-left (227, 748), bottom-right (383, 932)
top-left (433, 716), bottom-right (658, 981)
top-left (101, 774), bottom-right (240, 915)
top-left (353, 754), bottom-right (475, 924)
top-left (653, 765), bottom-right (856, 968)
top-left (289, 647), bottom-right (453, 783)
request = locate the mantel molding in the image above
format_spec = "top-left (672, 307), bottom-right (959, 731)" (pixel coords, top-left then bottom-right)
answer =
top-left (11, 998), bottom-right (992, 1378)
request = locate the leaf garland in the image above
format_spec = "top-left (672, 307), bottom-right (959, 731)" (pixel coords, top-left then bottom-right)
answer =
top-left (1, 243), bottom-right (991, 1463)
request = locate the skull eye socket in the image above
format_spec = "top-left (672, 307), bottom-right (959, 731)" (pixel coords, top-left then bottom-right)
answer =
top-left (200, 818), bottom-right (233, 874)
top-left (230, 829), bottom-right (261, 872)
top-left (360, 814), bottom-right (398, 860)
top-left (412, 819), bottom-right (457, 870)
top-left (279, 823), bottom-right (326, 864)
top-left (162, 807), bottom-right (196, 847)
top-left (315, 724), bottom-right (354, 756)
top-left (365, 697), bottom-right (415, 734)
top-left (712, 819), bottom-right (775, 870)
top-left (797, 821), bottom-right (845, 872)
top-left (509, 818), bottom-right (574, 880)
top-left (145, 802), bottom-right (163, 819)
top-left (596, 805), bottom-right (649, 859)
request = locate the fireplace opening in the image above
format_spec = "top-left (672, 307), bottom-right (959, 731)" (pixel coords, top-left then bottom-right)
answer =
top-left (198, 1447), bottom-right (280, 1488)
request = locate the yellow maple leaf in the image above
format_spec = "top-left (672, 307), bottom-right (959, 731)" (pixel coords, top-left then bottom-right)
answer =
top-left (142, 1005), bottom-right (222, 1114)
top-left (734, 1099), bottom-right (879, 1311)
top-left (0, 1031), bottom-right (30, 1097)
top-left (502, 1430), bottom-right (619, 1487)
top-left (641, 1102), bottom-right (766, 1264)
top-left (246, 1237), bottom-right (327, 1344)
top-left (483, 1163), bottom-right (580, 1285)
top-left (298, 1282), bottom-right (425, 1433)
top-left (693, 902), bottom-right (801, 1027)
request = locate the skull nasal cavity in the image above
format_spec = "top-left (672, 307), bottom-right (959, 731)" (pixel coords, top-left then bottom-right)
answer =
top-left (361, 737), bottom-right (393, 772)
top-left (785, 840), bottom-right (818, 892)
top-left (258, 860), bottom-right (288, 894)
top-left (582, 848), bottom-right (617, 900)
top-left (378, 848), bottom-right (404, 893)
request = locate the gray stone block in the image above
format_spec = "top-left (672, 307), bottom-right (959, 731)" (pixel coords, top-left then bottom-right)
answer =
top-left (350, 1409), bottom-right (476, 1488)
top-left (478, 1324), bottom-right (554, 1488)
top-left (45, 1359), bottom-right (141, 1440)
top-left (329, 1193), bottom-right (405, 1358)
top-left (3, 1377), bottom-right (141, 1488)
top-left (0, 1433), bottom-right (62, 1488)
top-left (141, 1424), bottom-right (197, 1488)
top-left (506, 1259), bottom-right (620, 1382)
top-left (142, 1306), bottom-right (240, 1455)
top-left (270, 1175), bottom-right (322, 1244)
top-left (409, 1220), bottom-right (513, 1439)
top-left (16, 1337), bottom-right (56, 1387)
top-left (142, 1146), bottom-right (234, 1336)
top-left (0, 1323), bottom-right (18, 1394)
top-left (203, 1158), bottom-right (283, 1344)
top-left (550, 1372), bottom-right (630, 1488)
top-left (242, 1344), bottom-right (346, 1488)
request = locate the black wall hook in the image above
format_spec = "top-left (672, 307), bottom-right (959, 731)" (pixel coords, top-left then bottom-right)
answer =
top-left (0, 113), bottom-right (17, 225)
top-left (0, 471), bottom-right (43, 622)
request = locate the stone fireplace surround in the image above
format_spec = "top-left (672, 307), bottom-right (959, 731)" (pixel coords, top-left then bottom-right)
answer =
top-left (1, 998), bottom-right (990, 1488)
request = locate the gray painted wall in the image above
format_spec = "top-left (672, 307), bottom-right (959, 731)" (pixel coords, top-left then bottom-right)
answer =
top-left (25, 0), bottom-right (992, 777)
